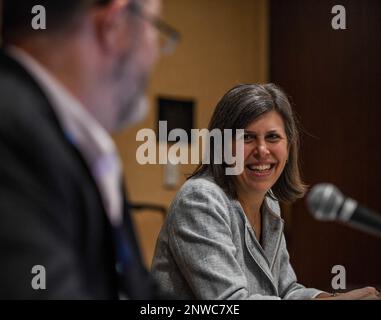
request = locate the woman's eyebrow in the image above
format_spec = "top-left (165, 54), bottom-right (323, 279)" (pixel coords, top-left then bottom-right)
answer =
top-left (244, 129), bottom-right (282, 134)
top-left (267, 129), bottom-right (281, 134)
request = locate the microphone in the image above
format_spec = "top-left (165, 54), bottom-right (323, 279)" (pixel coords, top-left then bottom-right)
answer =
top-left (307, 183), bottom-right (381, 238)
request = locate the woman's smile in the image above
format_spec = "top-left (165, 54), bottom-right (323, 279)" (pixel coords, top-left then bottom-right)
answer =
top-left (245, 162), bottom-right (276, 178)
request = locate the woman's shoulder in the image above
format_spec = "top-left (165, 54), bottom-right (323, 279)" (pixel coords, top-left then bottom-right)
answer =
top-left (166, 174), bottom-right (232, 222)
top-left (177, 174), bottom-right (229, 201)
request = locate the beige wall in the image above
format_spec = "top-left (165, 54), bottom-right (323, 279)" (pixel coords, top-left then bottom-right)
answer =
top-left (113, 0), bottom-right (269, 268)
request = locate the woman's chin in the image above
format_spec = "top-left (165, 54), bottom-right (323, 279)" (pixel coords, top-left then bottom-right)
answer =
top-left (246, 182), bottom-right (272, 195)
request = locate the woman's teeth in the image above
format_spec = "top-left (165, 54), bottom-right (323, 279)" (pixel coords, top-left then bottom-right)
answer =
top-left (247, 164), bottom-right (272, 171)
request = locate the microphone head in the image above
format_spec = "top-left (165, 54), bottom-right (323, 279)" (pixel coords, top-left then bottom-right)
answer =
top-left (307, 183), bottom-right (345, 221)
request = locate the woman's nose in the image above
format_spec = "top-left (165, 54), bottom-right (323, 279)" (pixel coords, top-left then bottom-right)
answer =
top-left (255, 143), bottom-right (270, 158)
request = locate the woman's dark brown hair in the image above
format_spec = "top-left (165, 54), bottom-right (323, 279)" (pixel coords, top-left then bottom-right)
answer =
top-left (189, 83), bottom-right (307, 203)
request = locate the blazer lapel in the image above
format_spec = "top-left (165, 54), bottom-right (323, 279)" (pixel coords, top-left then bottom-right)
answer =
top-left (261, 201), bottom-right (284, 273)
top-left (233, 200), bottom-right (278, 293)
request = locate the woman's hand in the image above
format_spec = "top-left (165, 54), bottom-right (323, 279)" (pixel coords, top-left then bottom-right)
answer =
top-left (315, 287), bottom-right (381, 300)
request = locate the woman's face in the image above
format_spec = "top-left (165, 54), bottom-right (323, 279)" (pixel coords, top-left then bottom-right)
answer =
top-left (234, 111), bottom-right (289, 198)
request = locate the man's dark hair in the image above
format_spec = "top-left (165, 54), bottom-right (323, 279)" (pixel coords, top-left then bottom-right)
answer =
top-left (1, 0), bottom-right (113, 43)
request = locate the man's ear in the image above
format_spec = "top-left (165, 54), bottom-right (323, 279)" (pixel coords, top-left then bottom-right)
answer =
top-left (92, 0), bottom-right (132, 54)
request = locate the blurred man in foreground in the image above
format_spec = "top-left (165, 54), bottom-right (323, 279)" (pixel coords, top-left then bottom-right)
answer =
top-left (0, 0), bottom-right (174, 299)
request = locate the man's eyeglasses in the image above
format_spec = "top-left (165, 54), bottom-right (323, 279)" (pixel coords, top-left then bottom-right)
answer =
top-left (128, 1), bottom-right (181, 55)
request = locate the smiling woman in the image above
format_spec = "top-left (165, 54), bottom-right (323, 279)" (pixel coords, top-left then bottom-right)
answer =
top-left (150, 83), bottom-right (324, 299)
top-left (189, 84), bottom-right (307, 203)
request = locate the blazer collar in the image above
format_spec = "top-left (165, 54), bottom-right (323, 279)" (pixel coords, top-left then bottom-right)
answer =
top-left (232, 197), bottom-right (284, 292)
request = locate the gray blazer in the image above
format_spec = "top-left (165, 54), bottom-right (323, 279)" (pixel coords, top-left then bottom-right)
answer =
top-left (151, 175), bottom-right (323, 300)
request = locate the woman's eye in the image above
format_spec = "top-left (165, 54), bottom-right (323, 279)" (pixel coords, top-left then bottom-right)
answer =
top-left (244, 134), bottom-right (255, 141)
top-left (266, 134), bottom-right (281, 141)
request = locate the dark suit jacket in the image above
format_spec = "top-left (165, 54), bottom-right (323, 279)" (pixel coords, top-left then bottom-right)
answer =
top-left (0, 50), bottom-right (155, 299)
